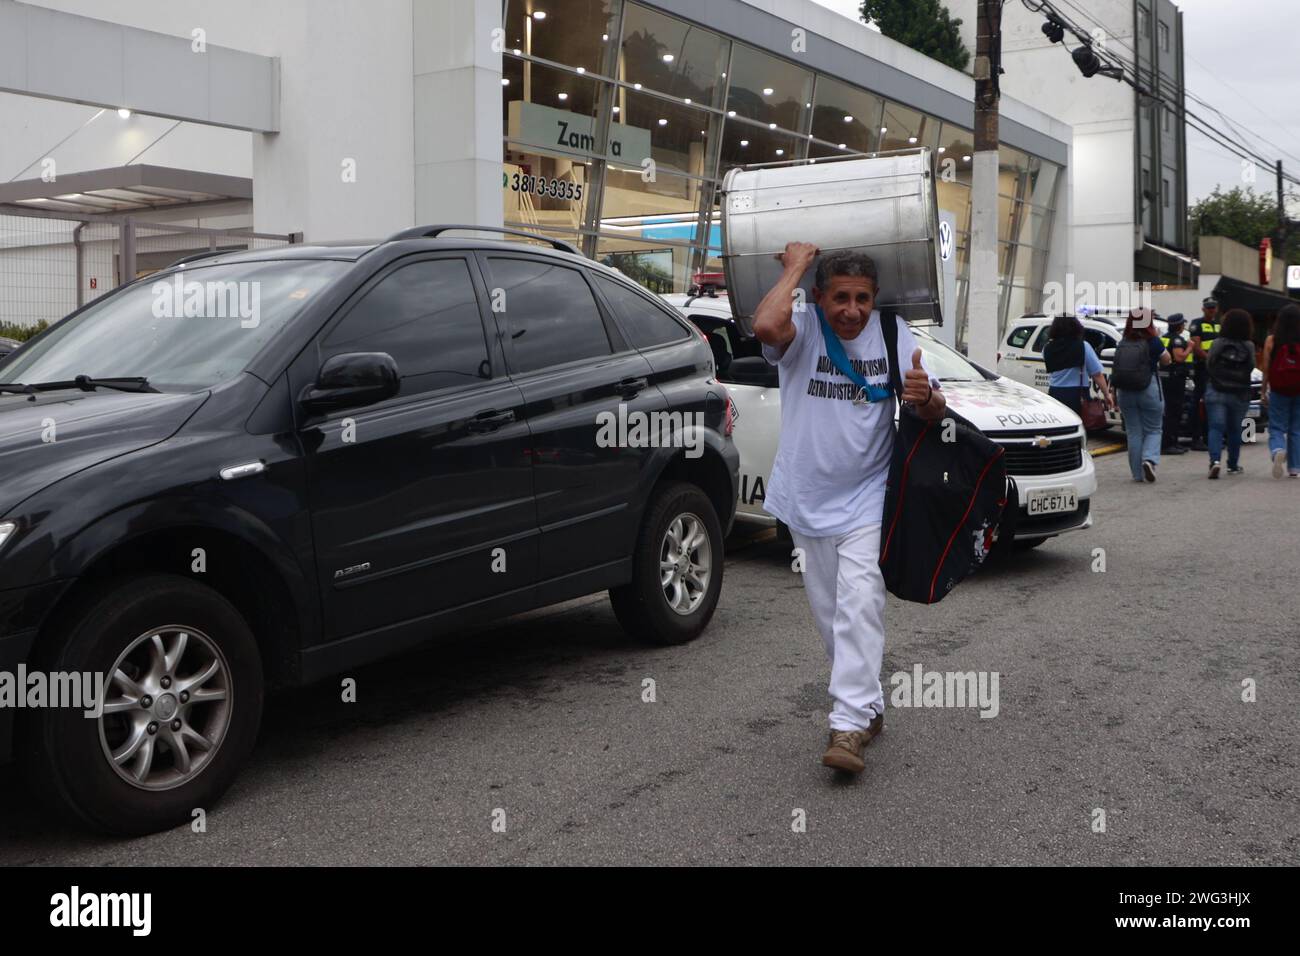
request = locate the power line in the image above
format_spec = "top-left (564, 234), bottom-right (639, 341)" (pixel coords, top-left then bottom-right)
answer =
top-left (1019, 0), bottom-right (1300, 189)
top-left (1184, 48), bottom-right (1300, 165)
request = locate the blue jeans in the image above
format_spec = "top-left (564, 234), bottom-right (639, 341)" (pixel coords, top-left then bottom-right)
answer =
top-left (1118, 378), bottom-right (1164, 480)
top-left (1206, 385), bottom-right (1250, 468)
top-left (1268, 390), bottom-right (1300, 472)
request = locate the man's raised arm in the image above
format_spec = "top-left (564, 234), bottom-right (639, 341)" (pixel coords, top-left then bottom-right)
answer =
top-left (752, 241), bottom-right (818, 357)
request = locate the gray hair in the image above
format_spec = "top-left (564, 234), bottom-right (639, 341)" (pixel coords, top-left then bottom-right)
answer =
top-left (814, 251), bottom-right (879, 292)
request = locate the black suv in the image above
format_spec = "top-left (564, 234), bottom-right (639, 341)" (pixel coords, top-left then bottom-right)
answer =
top-left (0, 225), bottom-right (738, 835)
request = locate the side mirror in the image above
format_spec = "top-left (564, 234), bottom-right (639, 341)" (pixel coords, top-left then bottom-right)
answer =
top-left (1100, 347), bottom-right (1116, 361)
top-left (300, 351), bottom-right (400, 414)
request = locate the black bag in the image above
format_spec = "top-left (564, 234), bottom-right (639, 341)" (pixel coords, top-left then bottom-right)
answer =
top-left (1042, 337), bottom-right (1083, 374)
top-left (1209, 339), bottom-right (1253, 391)
top-left (876, 313), bottom-right (1008, 604)
top-left (1110, 338), bottom-right (1153, 390)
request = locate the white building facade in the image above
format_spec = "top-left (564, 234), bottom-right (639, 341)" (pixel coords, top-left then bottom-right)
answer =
top-left (0, 0), bottom-right (1074, 348)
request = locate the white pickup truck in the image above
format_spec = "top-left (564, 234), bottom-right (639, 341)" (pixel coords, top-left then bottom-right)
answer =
top-left (669, 293), bottom-right (1096, 550)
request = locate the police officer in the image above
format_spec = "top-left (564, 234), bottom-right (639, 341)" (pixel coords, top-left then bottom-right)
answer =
top-left (1188, 297), bottom-right (1221, 451)
top-left (1160, 313), bottom-right (1191, 453)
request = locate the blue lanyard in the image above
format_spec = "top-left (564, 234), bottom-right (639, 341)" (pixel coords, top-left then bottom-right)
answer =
top-left (815, 306), bottom-right (894, 404)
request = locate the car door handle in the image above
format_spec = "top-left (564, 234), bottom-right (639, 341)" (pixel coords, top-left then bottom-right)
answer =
top-left (468, 409), bottom-right (515, 432)
top-left (617, 376), bottom-right (649, 398)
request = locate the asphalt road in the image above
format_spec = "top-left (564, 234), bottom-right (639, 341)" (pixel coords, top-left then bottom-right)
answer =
top-left (1, 438), bottom-right (1296, 866)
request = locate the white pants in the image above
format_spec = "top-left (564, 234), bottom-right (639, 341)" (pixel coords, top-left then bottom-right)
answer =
top-left (790, 523), bottom-right (887, 732)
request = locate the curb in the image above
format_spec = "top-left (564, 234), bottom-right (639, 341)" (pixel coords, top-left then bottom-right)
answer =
top-left (1089, 442), bottom-right (1127, 457)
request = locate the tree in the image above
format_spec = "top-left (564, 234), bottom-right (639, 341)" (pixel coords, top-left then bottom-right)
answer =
top-left (860, 0), bottom-right (971, 72)
top-left (1188, 185), bottom-right (1300, 264)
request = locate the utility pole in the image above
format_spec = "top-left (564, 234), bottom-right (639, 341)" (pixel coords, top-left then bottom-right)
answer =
top-left (968, 0), bottom-right (1002, 367)
top-left (1277, 160), bottom-right (1287, 256)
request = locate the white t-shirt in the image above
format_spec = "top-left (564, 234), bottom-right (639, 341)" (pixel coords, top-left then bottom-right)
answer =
top-left (761, 308), bottom-right (939, 538)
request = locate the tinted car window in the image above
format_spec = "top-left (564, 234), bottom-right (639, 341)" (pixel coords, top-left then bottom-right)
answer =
top-left (489, 258), bottom-right (612, 373)
top-left (594, 274), bottom-right (691, 349)
top-left (1, 260), bottom-right (344, 391)
top-left (1007, 325), bottom-right (1035, 349)
top-left (323, 258), bottom-right (489, 398)
top-left (1083, 328), bottom-right (1115, 355)
top-left (1031, 326), bottom-right (1051, 353)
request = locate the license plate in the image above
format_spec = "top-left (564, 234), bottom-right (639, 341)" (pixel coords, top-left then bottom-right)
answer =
top-left (1027, 487), bottom-right (1078, 515)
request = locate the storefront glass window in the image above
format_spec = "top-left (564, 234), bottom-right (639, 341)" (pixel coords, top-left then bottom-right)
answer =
top-left (499, 0), bottom-right (1063, 328)
top-left (619, 3), bottom-right (729, 108)
top-left (719, 119), bottom-right (804, 172)
top-left (504, 0), bottom-right (620, 75)
top-left (880, 100), bottom-right (939, 152)
top-left (504, 142), bottom-right (595, 235)
top-left (725, 43), bottom-right (812, 136)
top-left (810, 76), bottom-right (882, 155)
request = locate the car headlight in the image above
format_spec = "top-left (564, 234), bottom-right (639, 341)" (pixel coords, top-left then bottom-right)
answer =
top-left (0, 522), bottom-right (15, 551)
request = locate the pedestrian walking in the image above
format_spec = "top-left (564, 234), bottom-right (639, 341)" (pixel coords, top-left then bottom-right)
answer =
top-left (1261, 303), bottom-right (1300, 478)
top-left (1111, 308), bottom-right (1170, 483)
top-left (1205, 308), bottom-right (1257, 478)
top-left (1043, 313), bottom-right (1114, 418)
top-left (753, 243), bottom-right (945, 774)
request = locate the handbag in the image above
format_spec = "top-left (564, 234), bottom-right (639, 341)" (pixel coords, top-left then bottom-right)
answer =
top-left (820, 308), bottom-right (1008, 604)
top-left (1080, 396), bottom-right (1107, 431)
top-left (1074, 351), bottom-right (1107, 431)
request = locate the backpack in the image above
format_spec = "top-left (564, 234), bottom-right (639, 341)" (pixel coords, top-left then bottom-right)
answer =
top-left (1110, 338), bottom-right (1153, 390)
top-left (1210, 339), bottom-right (1254, 391)
top-left (874, 313), bottom-right (1008, 604)
top-left (1270, 342), bottom-right (1300, 396)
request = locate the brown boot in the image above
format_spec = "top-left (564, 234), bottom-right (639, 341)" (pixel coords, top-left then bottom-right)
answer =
top-left (821, 713), bottom-right (884, 773)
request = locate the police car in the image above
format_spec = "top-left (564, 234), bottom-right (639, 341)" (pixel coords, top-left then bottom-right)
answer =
top-left (667, 293), bottom-right (1097, 549)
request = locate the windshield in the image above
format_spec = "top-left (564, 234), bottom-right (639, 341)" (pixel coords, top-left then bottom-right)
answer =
top-left (0, 259), bottom-right (345, 391)
top-left (914, 332), bottom-right (990, 381)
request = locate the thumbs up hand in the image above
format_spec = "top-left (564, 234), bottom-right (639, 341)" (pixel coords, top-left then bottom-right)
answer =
top-left (902, 347), bottom-right (934, 406)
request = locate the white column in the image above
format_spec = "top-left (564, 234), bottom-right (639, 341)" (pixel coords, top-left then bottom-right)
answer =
top-left (412, 0), bottom-right (503, 230)
top-left (251, 0), bottom-right (415, 241)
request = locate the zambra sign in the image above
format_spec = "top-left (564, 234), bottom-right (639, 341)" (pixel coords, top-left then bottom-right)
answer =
top-left (507, 100), bottom-right (652, 166)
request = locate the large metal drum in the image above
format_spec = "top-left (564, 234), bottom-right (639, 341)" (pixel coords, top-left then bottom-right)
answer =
top-left (720, 149), bottom-right (943, 325)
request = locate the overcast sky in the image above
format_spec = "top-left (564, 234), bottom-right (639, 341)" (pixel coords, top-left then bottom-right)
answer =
top-left (811, 0), bottom-right (1300, 209)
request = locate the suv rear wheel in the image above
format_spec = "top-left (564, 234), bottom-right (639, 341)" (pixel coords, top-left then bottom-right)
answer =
top-left (24, 574), bottom-right (263, 836)
top-left (610, 481), bottom-right (724, 645)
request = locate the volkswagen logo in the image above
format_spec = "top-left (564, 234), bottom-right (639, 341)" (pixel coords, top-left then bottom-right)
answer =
top-left (939, 220), bottom-right (954, 262)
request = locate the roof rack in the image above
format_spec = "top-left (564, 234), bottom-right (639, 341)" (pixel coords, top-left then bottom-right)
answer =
top-left (384, 224), bottom-right (581, 256)
top-left (167, 249), bottom-right (229, 268)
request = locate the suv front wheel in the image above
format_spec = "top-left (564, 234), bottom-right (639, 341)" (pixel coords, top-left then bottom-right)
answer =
top-left (610, 481), bottom-right (724, 645)
top-left (24, 574), bottom-right (264, 836)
